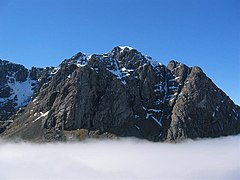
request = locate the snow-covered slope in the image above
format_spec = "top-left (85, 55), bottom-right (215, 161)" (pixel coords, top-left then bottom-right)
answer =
top-left (4, 74), bottom-right (36, 108)
top-left (0, 60), bottom-right (55, 120)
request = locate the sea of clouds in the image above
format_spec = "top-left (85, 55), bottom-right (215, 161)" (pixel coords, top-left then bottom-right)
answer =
top-left (0, 135), bottom-right (239, 179)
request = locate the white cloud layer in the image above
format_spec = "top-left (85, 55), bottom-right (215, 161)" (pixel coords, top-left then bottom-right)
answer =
top-left (0, 135), bottom-right (240, 179)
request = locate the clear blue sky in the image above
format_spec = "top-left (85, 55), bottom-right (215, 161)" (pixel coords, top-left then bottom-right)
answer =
top-left (0, 0), bottom-right (239, 104)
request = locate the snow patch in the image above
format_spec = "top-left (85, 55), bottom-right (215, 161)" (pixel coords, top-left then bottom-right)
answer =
top-left (73, 54), bottom-right (90, 67)
top-left (145, 56), bottom-right (162, 67)
top-left (134, 115), bottom-right (140, 119)
top-left (76, 63), bottom-right (87, 67)
top-left (118, 46), bottom-right (134, 52)
top-left (151, 116), bottom-right (162, 127)
top-left (143, 106), bottom-right (162, 113)
top-left (143, 106), bottom-right (163, 127)
top-left (212, 112), bottom-right (216, 118)
top-left (7, 77), bottom-right (36, 108)
top-left (134, 125), bottom-right (140, 131)
top-left (106, 59), bottom-right (127, 85)
top-left (51, 67), bottom-right (60, 75)
top-left (32, 111), bottom-right (49, 123)
top-left (169, 86), bottom-right (178, 90)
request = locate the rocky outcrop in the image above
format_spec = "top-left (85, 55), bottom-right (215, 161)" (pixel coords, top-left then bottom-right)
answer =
top-left (167, 66), bottom-right (240, 141)
top-left (1, 47), bottom-right (240, 142)
top-left (0, 60), bottom-right (33, 120)
top-left (0, 59), bottom-right (55, 121)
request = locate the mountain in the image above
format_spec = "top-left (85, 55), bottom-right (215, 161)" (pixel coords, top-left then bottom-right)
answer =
top-left (0, 46), bottom-right (239, 142)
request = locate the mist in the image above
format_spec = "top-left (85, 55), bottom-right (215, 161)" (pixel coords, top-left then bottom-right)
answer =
top-left (0, 135), bottom-right (239, 179)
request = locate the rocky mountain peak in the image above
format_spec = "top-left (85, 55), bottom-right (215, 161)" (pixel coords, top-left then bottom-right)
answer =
top-left (0, 47), bottom-right (239, 142)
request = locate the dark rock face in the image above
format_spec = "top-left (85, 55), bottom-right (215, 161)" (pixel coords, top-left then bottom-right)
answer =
top-left (1, 47), bottom-right (240, 142)
top-left (167, 66), bottom-right (240, 141)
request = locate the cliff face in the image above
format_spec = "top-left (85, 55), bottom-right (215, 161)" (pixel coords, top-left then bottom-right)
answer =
top-left (1, 46), bottom-right (239, 142)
